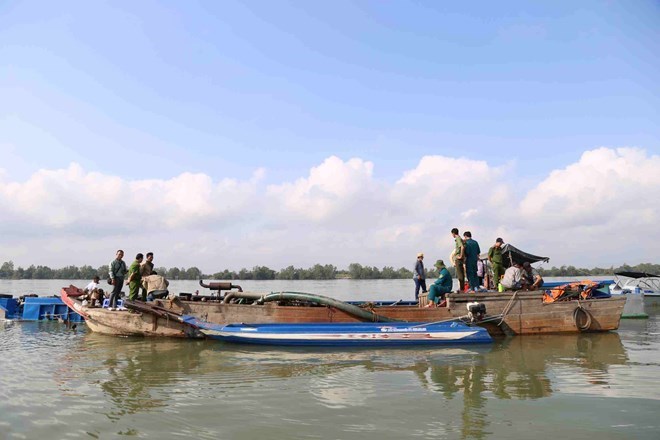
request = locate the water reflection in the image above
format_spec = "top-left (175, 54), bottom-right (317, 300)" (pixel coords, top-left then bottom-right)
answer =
top-left (54, 332), bottom-right (629, 439)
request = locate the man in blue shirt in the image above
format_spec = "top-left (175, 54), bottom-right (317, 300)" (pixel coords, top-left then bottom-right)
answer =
top-left (463, 231), bottom-right (481, 291)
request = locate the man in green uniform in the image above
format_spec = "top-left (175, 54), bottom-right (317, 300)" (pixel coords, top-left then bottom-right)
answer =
top-left (488, 238), bottom-right (505, 290)
top-left (451, 228), bottom-right (465, 292)
top-left (127, 253), bottom-right (144, 301)
top-left (139, 252), bottom-right (155, 301)
top-left (426, 260), bottom-right (453, 307)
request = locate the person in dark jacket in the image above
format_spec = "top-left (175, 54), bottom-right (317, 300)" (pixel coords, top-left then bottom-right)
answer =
top-left (463, 231), bottom-right (481, 291)
top-left (413, 252), bottom-right (427, 300)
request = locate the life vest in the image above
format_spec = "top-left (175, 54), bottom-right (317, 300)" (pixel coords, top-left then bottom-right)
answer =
top-left (543, 280), bottom-right (601, 304)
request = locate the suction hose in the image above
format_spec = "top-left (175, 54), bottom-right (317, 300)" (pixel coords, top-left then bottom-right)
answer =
top-left (259, 291), bottom-right (402, 323)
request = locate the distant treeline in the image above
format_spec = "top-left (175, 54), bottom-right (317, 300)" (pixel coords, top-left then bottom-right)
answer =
top-left (0, 260), bottom-right (657, 281)
top-left (0, 260), bottom-right (426, 280)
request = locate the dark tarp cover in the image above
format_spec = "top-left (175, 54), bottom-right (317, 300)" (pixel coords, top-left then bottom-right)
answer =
top-left (499, 244), bottom-right (549, 268)
top-left (614, 271), bottom-right (660, 279)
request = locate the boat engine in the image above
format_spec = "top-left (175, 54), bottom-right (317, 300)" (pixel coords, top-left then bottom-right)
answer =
top-left (466, 302), bottom-right (487, 323)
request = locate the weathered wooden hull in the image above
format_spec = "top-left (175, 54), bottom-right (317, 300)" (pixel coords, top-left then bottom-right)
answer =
top-left (61, 286), bottom-right (626, 338)
top-left (166, 290), bottom-right (625, 336)
top-left (447, 291), bottom-right (626, 335)
top-left (60, 286), bottom-right (202, 338)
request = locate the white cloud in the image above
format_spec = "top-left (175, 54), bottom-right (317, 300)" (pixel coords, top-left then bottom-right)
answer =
top-left (515, 147), bottom-right (660, 265)
top-left (0, 163), bottom-right (264, 235)
top-left (0, 148), bottom-right (657, 271)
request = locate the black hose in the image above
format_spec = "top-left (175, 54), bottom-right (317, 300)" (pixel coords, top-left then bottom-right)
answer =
top-left (573, 306), bottom-right (592, 332)
top-left (260, 291), bottom-right (402, 322)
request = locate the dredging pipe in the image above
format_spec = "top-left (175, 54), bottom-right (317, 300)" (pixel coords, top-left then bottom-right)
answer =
top-left (258, 291), bottom-right (402, 323)
top-left (199, 280), bottom-right (243, 292)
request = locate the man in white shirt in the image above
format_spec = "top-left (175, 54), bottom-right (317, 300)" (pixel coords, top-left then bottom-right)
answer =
top-left (83, 276), bottom-right (104, 307)
top-left (500, 263), bottom-right (524, 291)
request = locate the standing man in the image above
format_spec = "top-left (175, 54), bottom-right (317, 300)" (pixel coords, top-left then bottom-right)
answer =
top-left (140, 252), bottom-right (155, 301)
top-left (426, 260), bottom-right (453, 307)
top-left (451, 228), bottom-right (465, 293)
top-left (413, 252), bottom-right (427, 301)
top-left (126, 253), bottom-right (144, 301)
top-left (463, 231), bottom-right (481, 291)
top-left (488, 238), bottom-right (505, 290)
top-left (108, 250), bottom-right (127, 310)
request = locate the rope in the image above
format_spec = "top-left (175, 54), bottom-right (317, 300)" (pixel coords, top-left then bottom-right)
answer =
top-left (497, 290), bottom-right (519, 326)
top-left (410, 315), bottom-right (467, 328)
top-left (42, 312), bottom-right (73, 319)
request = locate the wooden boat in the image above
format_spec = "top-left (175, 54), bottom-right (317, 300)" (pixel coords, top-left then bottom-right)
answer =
top-left (180, 316), bottom-right (493, 346)
top-left (446, 291), bottom-right (624, 336)
top-left (60, 286), bottom-right (203, 338)
top-left (60, 281), bottom-right (626, 338)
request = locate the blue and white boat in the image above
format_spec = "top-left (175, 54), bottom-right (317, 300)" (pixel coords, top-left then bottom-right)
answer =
top-left (180, 316), bottom-right (492, 347)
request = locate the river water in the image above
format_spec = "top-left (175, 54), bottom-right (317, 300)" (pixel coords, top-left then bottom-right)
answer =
top-left (1, 279), bottom-right (659, 439)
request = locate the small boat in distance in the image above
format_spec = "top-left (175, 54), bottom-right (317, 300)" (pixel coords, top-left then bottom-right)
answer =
top-left (180, 316), bottom-right (493, 347)
top-left (611, 271), bottom-right (660, 298)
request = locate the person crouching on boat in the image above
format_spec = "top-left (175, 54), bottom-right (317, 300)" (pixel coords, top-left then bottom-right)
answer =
top-left (108, 249), bottom-right (127, 311)
top-left (126, 253), bottom-right (144, 301)
top-left (500, 263), bottom-right (524, 291)
top-left (522, 262), bottom-right (544, 290)
top-left (83, 276), bottom-right (104, 307)
top-left (426, 260), bottom-right (453, 307)
top-left (142, 272), bottom-right (170, 301)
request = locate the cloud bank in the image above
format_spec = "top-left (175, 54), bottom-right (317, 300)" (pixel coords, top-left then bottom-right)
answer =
top-left (0, 147), bottom-right (657, 272)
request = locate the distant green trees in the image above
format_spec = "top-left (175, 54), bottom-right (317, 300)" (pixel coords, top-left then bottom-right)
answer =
top-left (0, 260), bottom-right (657, 280)
top-left (0, 261), bottom-right (110, 280)
top-left (347, 263), bottom-right (414, 279)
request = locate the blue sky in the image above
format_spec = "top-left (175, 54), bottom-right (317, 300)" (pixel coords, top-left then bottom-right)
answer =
top-left (0, 1), bottom-right (658, 271)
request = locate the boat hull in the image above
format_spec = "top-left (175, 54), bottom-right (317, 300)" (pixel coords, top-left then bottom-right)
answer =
top-left (61, 287), bottom-right (626, 338)
top-left (447, 291), bottom-right (625, 335)
top-left (60, 286), bottom-right (202, 338)
top-left (182, 317), bottom-right (493, 347)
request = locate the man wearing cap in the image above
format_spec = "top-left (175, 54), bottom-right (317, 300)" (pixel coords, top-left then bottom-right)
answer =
top-left (426, 260), bottom-right (453, 307)
top-left (413, 252), bottom-right (427, 300)
top-left (451, 228), bottom-right (465, 292)
top-left (488, 238), bottom-right (505, 290)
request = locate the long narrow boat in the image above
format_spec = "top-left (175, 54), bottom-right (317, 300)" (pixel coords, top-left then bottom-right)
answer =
top-left (180, 316), bottom-right (493, 347)
top-left (60, 283), bottom-right (626, 338)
